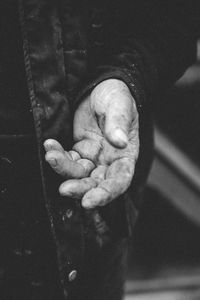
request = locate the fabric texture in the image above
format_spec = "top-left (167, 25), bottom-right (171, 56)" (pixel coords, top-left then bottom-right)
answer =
top-left (0, 0), bottom-right (33, 134)
top-left (1, 0), bottom-right (199, 299)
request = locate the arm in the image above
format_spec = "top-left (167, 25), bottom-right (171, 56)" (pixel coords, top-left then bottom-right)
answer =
top-left (44, 1), bottom-right (199, 208)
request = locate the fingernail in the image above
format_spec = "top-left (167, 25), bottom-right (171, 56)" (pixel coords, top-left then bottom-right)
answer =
top-left (113, 129), bottom-right (128, 147)
top-left (44, 141), bottom-right (52, 152)
top-left (48, 158), bottom-right (57, 167)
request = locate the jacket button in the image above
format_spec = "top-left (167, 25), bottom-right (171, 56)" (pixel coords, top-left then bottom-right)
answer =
top-left (62, 209), bottom-right (73, 222)
top-left (12, 248), bottom-right (23, 257)
top-left (68, 270), bottom-right (77, 282)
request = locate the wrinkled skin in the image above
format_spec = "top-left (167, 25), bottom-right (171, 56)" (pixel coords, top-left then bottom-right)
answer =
top-left (44, 79), bottom-right (139, 209)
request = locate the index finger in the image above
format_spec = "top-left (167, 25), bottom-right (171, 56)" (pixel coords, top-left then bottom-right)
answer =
top-left (81, 157), bottom-right (135, 209)
top-left (45, 150), bottom-right (95, 179)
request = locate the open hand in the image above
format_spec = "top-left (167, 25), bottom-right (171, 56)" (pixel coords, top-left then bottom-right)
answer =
top-left (44, 79), bottom-right (139, 209)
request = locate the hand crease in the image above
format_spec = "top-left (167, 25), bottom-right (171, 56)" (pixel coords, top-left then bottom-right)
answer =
top-left (98, 185), bottom-right (111, 195)
top-left (83, 127), bottom-right (103, 138)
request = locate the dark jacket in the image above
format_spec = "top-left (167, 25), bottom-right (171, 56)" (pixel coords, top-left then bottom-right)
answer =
top-left (15, 0), bottom-right (200, 298)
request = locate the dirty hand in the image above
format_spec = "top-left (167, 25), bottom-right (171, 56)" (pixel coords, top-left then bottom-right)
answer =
top-left (44, 79), bottom-right (139, 209)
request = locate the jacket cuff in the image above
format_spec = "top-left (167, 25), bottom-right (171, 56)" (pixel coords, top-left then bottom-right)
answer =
top-left (74, 65), bottom-right (146, 115)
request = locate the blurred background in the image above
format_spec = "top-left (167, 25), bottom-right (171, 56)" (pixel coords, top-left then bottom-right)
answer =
top-left (125, 41), bottom-right (200, 300)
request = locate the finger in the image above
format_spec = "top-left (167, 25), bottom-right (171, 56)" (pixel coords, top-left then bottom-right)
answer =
top-left (77, 159), bottom-right (95, 175)
top-left (68, 150), bottom-right (81, 161)
top-left (82, 157), bottom-right (135, 208)
top-left (44, 139), bottom-right (72, 161)
top-left (45, 150), bottom-right (94, 178)
top-left (73, 139), bottom-right (101, 162)
top-left (59, 177), bottom-right (97, 199)
top-left (90, 166), bottom-right (107, 184)
top-left (104, 96), bottom-right (137, 149)
top-left (44, 139), bottom-right (65, 153)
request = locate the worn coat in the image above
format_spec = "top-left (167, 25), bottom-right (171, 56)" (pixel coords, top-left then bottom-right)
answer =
top-left (1, 0), bottom-right (200, 299)
top-left (17, 1), bottom-right (154, 298)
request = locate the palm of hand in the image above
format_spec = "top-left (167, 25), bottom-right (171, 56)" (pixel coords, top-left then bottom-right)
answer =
top-left (44, 79), bottom-right (139, 209)
top-left (68, 87), bottom-right (139, 208)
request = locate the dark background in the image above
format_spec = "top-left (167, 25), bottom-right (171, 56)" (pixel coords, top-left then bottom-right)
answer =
top-left (128, 49), bottom-right (200, 283)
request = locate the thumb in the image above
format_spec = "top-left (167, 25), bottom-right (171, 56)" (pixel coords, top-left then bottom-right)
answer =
top-left (104, 94), bottom-right (137, 149)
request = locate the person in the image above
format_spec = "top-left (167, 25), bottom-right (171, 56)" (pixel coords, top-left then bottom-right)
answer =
top-left (0, 0), bottom-right (200, 300)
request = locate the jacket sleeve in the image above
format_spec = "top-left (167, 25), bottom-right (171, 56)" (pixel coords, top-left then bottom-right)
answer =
top-left (76, 0), bottom-right (200, 110)
top-left (75, 1), bottom-right (200, 205)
